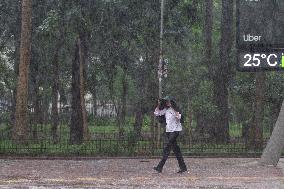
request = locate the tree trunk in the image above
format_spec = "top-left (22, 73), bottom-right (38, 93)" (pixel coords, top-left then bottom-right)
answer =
top-left (11, 37), bottom-right (20, 127)
top-left (134, 105), bottom-right (144, 140)
top-left (150, 113), bottom-right (156, 155)
top-left (203, 0), bottom-right (213, 67)
top-left (42, 90), bottom-right (49, 125)
top-left (90, 63), bottom-right (97, 120)
top-left (196, 0), bottom-right (213, 139)
top-left (187, 99), bottom-right (193, 146)
top-left (89, 56), bottom-right (97, 120)
top-left (13, 0), bottom-right (33, 143)
top-left (196, 111), bottom-right (205, 136)
top-left (119, 66), bottom-right (128, 137)
top-left (34, 80), bottom-right (42, 124)
top-left (92, 90), bottom-right (97, 119)
top-left (30, 57), bottom-right (40, 141)
top-left (78, 36), bottom-right (90, 141)
top-left (249, 72), bottom-right (265, 149)
top-left (213, 0), bottom-right (234, 143)
top-left (70, 39), bottom-right (85, 144)
top-left (259, 100), bottom-right (284, 166)
top-left (51, 44), bottom-right (62, 144)
top-left (10, 1), bottom-right (22, 127)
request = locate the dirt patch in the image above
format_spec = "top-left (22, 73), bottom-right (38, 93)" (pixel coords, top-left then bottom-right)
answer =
top-left (0, 158), bottom-right (283, 189)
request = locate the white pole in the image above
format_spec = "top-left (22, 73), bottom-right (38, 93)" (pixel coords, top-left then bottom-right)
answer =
top-left (159, 0), bottom-right (165, 99)
top-left (157, 0), bottom-right (165, 148)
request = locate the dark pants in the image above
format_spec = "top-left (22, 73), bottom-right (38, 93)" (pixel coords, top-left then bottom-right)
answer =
top-left (156, 131), bottom-right (187, 170)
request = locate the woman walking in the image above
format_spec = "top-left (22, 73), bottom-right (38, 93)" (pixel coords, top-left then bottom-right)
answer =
top-left (153, 96), bottom-right (187, 173)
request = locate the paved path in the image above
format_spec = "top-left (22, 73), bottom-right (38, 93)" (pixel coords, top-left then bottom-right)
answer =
top-left (0, 158), bottom-right (283, 188)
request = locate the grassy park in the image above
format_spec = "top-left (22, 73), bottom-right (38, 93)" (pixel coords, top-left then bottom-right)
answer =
top-left (1, 0), bottom-right (283, 158)
top-left (2, 0), bottom-right (284, 188)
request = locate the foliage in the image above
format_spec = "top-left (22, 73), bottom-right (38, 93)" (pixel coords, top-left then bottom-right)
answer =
top-left (0, 0), bottom-right (283, 148)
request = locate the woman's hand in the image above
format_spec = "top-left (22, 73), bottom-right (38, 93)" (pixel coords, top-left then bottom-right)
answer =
top-left (175, 112), bottom-right (181, 119)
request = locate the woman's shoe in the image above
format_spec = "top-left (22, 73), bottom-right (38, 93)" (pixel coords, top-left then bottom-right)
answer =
top-left (177, 169), bottom-right (187, 174)
top-left (153, 166), bottom-right (162, 173)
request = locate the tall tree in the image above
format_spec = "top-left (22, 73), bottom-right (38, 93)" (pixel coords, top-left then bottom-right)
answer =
top-left (117, 48), bottom-right (129, 137)
top-left (203, 0), bottom-right (213, 67)
top-left (213, 0), bottom-right (234, 143)
top-left (50, 2), bottom-right (65, 144)
top-left (196, 0), bottom-right (213, 136)
top-left (9, 1), bottom-right (22, 126)
top-left (249, 72), bottom-right (265, 149)
top-left (51, 42), bottom-right (62, 144)
top-left (69, 37), bottom-right (89, 144)
top-left (68, 0), bottom-right (93, 143)
top-left (78, 35), bottom-right (90, 140)
top-left (13, 0), bottom-right (33, 142)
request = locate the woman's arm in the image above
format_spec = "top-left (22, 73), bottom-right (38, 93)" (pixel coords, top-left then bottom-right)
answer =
top-left (154, 99), bottom-right (166, 116)
top-left (154, 107), bottom-right (166, 116)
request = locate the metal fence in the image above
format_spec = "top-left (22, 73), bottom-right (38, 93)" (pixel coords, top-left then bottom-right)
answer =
top-left (0, 97), bottom-right (267, 157)
top-left (0, 123), bottom-right (266, 157)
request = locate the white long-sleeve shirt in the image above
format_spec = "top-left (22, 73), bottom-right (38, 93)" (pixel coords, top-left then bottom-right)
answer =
top-left (154, 107), bottom-right (182, 132)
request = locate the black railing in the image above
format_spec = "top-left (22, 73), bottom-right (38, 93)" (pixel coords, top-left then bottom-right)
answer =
top-left (0, 112), bottom-right (269, 157)
top-left (0, 130), bottom-right (266, 157)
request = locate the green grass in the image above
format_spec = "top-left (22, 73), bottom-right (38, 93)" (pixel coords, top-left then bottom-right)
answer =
top-left (0, 119), bottom-right (272, 140)
top-left (88, 116), bottom-right (152, 134)
top-left (229, 123), bottom-right (243, 138)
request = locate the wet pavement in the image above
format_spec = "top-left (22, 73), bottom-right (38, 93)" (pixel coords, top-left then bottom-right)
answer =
top-left (0, 158), bottom-right (283, 189)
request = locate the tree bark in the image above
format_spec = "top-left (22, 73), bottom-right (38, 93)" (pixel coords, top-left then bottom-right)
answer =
top-left (70, 39), bottom-right (84, 144)
top-left (51, 44), bottom-right (62, 144)
top-left (195, 0), bottom-right (214, 138)
top-left (134, 104), bottom-right (144, 140)
top-left (213, 0), bottom-right (234, 143)
top-left (92, 89), bottom-right (97, 119)
top-left (89, 56), bottom-right (97, 120)
top-left (13, 0), bottom-right (33, 143)
top-left (34, 78), bottom-right (42, 125)
top-left (10, 0), bottom-right (22, 127)
top-left (249, 72), bottom-right (265, 149)
top-left (30, 57), bottom-right (40, 141)
top-left (203, 0), bottom-right (213, 67)
top-left (11, 35), bottom-right (21, 126)
top-left (78, 37), bottom-right (90, 141)
top-left (42, 90), bottom-right (49, 125)
top-left (259, 100), bottom-right (284, 166)
top-left (119, 66), bottom-right (128, 137)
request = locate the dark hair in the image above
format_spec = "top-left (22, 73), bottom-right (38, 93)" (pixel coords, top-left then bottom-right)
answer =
top-left (170, 99), bottom-right (180, 112)
top-left (159, 98), bottom-right (167, 110)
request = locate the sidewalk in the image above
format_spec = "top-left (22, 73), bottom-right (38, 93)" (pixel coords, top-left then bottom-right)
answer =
top-left (0, 158), bottom-right (283, 189)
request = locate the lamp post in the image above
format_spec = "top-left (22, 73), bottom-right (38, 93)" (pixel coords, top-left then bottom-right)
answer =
top-left (158, 0), bottom-right (165, 99)
top-left (157, 0), bottom-right (165, 149)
